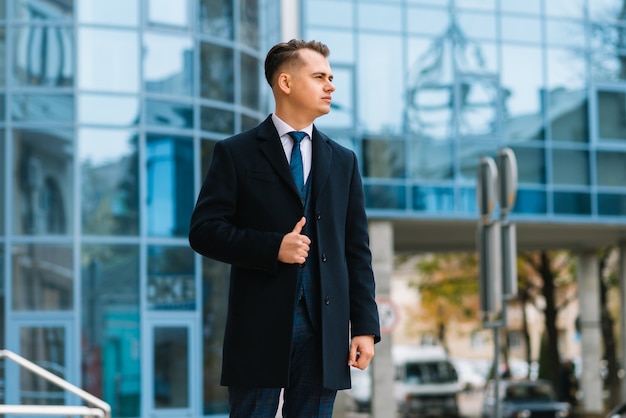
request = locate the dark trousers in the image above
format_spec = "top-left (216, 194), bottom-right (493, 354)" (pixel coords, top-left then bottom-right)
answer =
top-left (228, 300), bottom-right (337, 417)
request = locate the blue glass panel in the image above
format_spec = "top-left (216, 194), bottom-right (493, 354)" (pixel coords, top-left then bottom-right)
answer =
top-left (13, 26), bottom-right (74, 87)
top-left (78, 94), bottom-right (139, 126)
top-left (13, 0), bottom-right (73, 20)
top-left (144, 33), bottom-right (193, 96)
top-left (513, 189), bottom-right (546, 214)
top-left (456, 0), bottom-right (495, 11)
top-left (11, 94), bottom-right (74, 123)
top-left (552, 149), bottom-right (589, 186)
top-left (598, 193), bottom-right (626, 216)
top-left (78, 0), bottom-right (138, 26)
top-left (147, 245), bottom-right (195, 310)
top-left (597, 90), bottom-right (626, 141)
top-left (458, 187), bottom-right (478, 213)
top-left (0, 28), bottom-right (5, 86)
top-left (410, 140), bottom-right (453, 180)
top-left (146, 135), bottom-right (193, 237)
top-left (146, 100), bottom-right (193, 129)
top-left (458, 141), bottom-right (496, 180)
top-left (148, 0), bottom-right (189, 27)
top-left (508, 146), bottom-right (546, 185)
top-left (240, 52), bottom-right (259, 110)
top-left (597, 151), bottom-right (626, 187)
top-left (199, 0), bottom-right (233, 38)
top-left (501, 0), bottom-right (540, 15)
top-left (407, 7), bottom-right (449, 35)
top-left (201, 106), bottom-right (234, 134)
top-left (307, 29), bottom-right (354, 64)
top-left (364, 184), bottom-right (406, 210)
top-left (239, 0), bottom-right (258, 48)
top-left (546, 19), bottom-right (585, 47)
top-left (306, 0), bottom-right (353, 28)
top-left (200, 43), bottom-right (234, 102)
top-left (0, 132), bottom-right (4, 235)
top-left (358, 3), bottom-right (401, 31)
top-left (362, 139), bottom-right (405, 179)
top-left (545, 0), bottom-right (584, 18)
top-left (590, 24), bottom-right (626, 82)
top-left (80, 129), bottom-right (139, 235)
top-left (412, 186), bottom-right (455, 212)
top-left (501, 16), bottom-right (542, 43)
top-left (457, 11), bottom-right (496, 40)
top-left (553, 191), bottom-right (591, 215)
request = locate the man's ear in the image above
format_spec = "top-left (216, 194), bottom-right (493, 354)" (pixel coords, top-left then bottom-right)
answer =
top-left (277, 72), bottom-right (291, 94)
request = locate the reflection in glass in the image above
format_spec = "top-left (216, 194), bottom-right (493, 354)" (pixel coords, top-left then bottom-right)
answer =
top-left (146, 135), bottom-right (194, 237)
top-left (597, 151), bottom-right (626, 186)
top-left (13, 26), bottom-right (74, 86)
top-left (590, 22), bottom-right (626, 82)
top-left (508, 146), bottom-right (545, 184)
top-left (597, 90), bottom-right (626, 140)
top-left (13, 0), bottom-right (73, 20)
top-left (458, 187), bottom-right (477, 213)
top-left (12, 94), bottom-right (74, 122)
top-left (20, 327), bottom-right (65, 404)
top-left (364, 184), bottom-right (406, 210)
top-left (0, 28), bottom-right (5, 86)
top-left (412, 186), bottom-right (454, 212)
top-left (553, 191), bottom-right (591, 215)
top-left (144, 33), bottom-right (193, 96)
top-left (148, 0), bottom-right (189, 27)
top-left (500, 0), bottom-right (540, 15)
top-left (456, 0), bottom-right (495, 11)
top-left (202, 258), bottom-right (229, 414)
top-left (458, 75), bottom-right (499, 137)
top-left (240, 53), bottom-right (259, 109)
top-left (154, 327), bottom-right (189, 407)
top-left (513, 189), bottom-right (546, 214)
top-left (358, 3), bottom-right (401, 31)
top-left (306, 0), bottom-right (353, 28)
top-left (590, 0), bottom-right (625, 22)
top-left (13, 129), bottom-right (73, 235)
top-left (80, 129), bottom-right (139, 235)
top-left (545, 0), bottom-right (584, 18)
top-left (200, 43), bottom-right (234, 102)
top-left (501, 16), bottom-right (541, 43)
top-left (199, 0), bottom-right (233, 38)
top-left (458, 141), bottom-right (496, 180)
top-left (552, 149), bottom-right (589, 186)
top-left (410, 140), bottom-right (453, 180)
top-left (501, 45), bottom-right (544, 141)
top-left (407, 7), bottom-right (449, 35)
top-left (147, 246), bottom-right (195, 310)
top-left (78, 0), bottom-right (138, 26)
top-left (307, 29), bottom-right (354, 64)
top-left (0, 133), bottom-right (4, 235)
top-left (146, 100), bottom-right (193, 129)
top-left (239, 0), bottom-right (258, 48)
top-left (78, 95), bottom-right (139, 126)
top-left (12, 243), bottom-right (73, 310)
top-left (546, 20), bottom-right (585, 47)
top-left (598, 193), bottom-right (626, 216)
top-left (319, 67), bottom-right (353, 129)
top-left (457, 12), bottom-right (496, 39)
top-left (362, 139), bottom-right (405, 179)
top-left (201, 106), bottom-right (234, 134)
top-left (78, 28), bottom-right (139, 93)
top-left (81, 244), bottom-right (140, 417)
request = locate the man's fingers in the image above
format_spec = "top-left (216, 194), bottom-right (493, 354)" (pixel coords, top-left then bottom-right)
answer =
top-left (292, 217), bottom-right (306, 234)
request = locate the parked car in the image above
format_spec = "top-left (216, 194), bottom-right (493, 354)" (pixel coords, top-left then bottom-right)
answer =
top-left (452, 358), bottom-right (487, 392)
top-left (481, 379), bottom-right (571, 418)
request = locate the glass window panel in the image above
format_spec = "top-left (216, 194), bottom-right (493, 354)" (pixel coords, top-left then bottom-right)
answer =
top-left (362, 139), bottom-right (405, 179)
top-left (458, 75), bottom-right (499, 137)
top-left (547, 48), bottom-right (588, 142)
top-left (78, 0), bottom-right (138, 26)
top-left (545, 0), bottom-right (584, 19)
top-left (81, 244), bottom-right (140, 417)
top-left (154, 326), bottom-right (189, 407)
top-left (199, 0), bottom-right (233, 38)
top-left (0, 0), bottom-right (5, 19)
top-left (598, 193), bottom-right (626, 216)
top-left (239, 0), bottom-right (258, 48)
top-left (457, 12), bottom-right (496, 39)
top-left (590, 24), bottom-right (626, 82)
top-left (364, 184), bottom-right (406, 210)
top-left (501, 44), bottom-right (545, 141)
top-left (412, 186), bottom-right (455, 212)
top-left (147, 246), bottom-right (195, 310)
top-left (146, 135), bottom-right (194, 238)
top-left (202, 257), bottom-right (229, 415)
top-left (146, 100), bottom-right (193, 129)
top-left (552, 149), bottom-right (589, 185)
top-left (148, 0), bottom-right (189, 27)
top-left (409, 140), bottom-right (453, 180)
top-left (0, 246), bottom-right (4, 350)
top-left (456, 0), bottom-right (495, 11)
top-left (317, 66), bottom-right (353, 129)
top-left (200, 42), bottom-right (234, 102)
top-left (358, 3), bottom-right (401, 31)
top-left (13, 0), bottom-right (73, 20)
top-left (12, 243), bottom-right (73, 310)
top-left (597, 90), bottom-right (626, 140)
top-left (201, 106), bottom-right (234, 134)
top-left (307, 29), bottom-right (354, 64)
top-left (13, 26), bottom-right (74, 87)
top-left (590, 0), bottom-right (626, 22)
top-left (513, 189), bottom-right (546, 214)
top-left (80, 129), bottom-right (139, 235)
top-left (358, 34), bottom-right (403, 135)
top-left (78, 94), bottom-right (139, 126)
top-left (408, 0), bottom-right (448, 5)
top-left (240, 52), bottom-right (259, 110)
top-left (458, 141), bottom-right (496, 180)
top-left (546, 19), bottom-right (585, 47)
top-left (553, 191), bottom-right (591, 215)
top-left (11, 94), bottom-right (74, 123)
top-left (201, 138), bottom-right (218, 181)
top-left (0, 28), bottom-right (5, 86)
top-left (13, 129), bottom-right (74, 235)
top-left (0, 133), bottom-right (4, 235)
top-left (306, 0), bottom-right (353, 28)
top-left (508, 146), bottom-right (545, 184)
top-left (501, 16), bottom-right (542, 43)
top-left (144, 33), bottom-right (193, 96)
top-left (407, 7), bottom-right (449, 35)
top-left (597, 151), bottom-right (626, 186)
top-left (458, 187), bottom-right (477, 213)
top-left (500, 0), bottom-right (541, 15)
top-left (78, 28), bottom-right (139, 93)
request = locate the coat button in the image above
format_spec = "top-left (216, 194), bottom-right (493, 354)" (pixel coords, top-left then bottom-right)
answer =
top-left (325, 296), bottom-right (330, 305)
top-left (316, 212), bottom-right (321, 220)
top-left (322, 253), bottom-right (327, 262)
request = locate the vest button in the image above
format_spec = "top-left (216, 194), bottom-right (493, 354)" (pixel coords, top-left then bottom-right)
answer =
top-left (322, 254), bottom-right (327, 262)
top-left (325, 296), bottom-right (330, 305)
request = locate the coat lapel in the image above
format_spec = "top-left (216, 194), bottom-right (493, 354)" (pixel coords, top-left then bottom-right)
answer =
top-left (311, 126), bottom-right (331, 203)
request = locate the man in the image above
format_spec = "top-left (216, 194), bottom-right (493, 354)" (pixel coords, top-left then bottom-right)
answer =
top-left (189, 39), bottom-right (380, 417)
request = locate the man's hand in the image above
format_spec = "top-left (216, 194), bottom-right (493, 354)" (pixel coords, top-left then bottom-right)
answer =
top-left (348, 335), bottom-right (375, 370)
top-left (278, 217), bottom-right (311, 264)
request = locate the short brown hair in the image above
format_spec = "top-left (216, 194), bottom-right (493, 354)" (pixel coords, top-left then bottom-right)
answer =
top-left (264, 39), bottom-right (330, 87)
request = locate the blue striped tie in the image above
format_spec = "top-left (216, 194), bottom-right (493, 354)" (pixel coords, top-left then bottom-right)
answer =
top-left (288, 131), bottom-right (306, 195)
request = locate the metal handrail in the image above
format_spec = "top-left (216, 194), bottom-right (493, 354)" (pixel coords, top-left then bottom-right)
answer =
top-left (0, 349), bottom-right (111, 418)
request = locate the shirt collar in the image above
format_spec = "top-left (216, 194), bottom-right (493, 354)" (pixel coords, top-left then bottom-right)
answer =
top-left (271, 113), bottom-right (313, 140)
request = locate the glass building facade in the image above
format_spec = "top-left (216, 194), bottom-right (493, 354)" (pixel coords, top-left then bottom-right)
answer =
top-left (1, 0), bottom-right (626, 417)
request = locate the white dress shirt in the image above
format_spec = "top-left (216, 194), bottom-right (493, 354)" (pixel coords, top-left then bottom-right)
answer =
top-left (272, 113), bottom-right (313, 183)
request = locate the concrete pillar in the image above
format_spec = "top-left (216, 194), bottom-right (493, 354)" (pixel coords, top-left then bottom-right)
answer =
top-left (577, 251), bottom-right (605, 414)
top-left (620, 243), bottom-right (626, 404)
top-left (368, 221), bottom-right (396, 418)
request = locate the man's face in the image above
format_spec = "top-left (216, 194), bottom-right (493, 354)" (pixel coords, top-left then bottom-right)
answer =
top-left (286, 48), bottom-right (335, 120)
